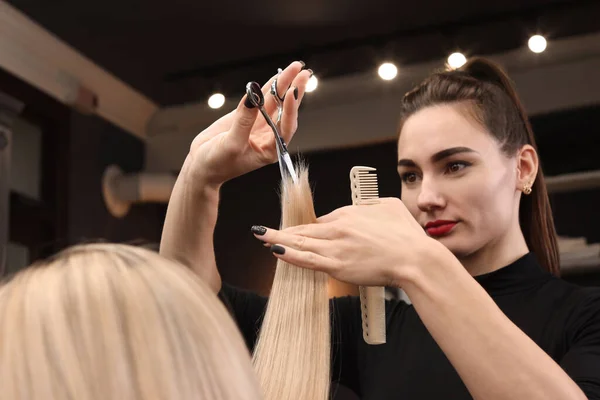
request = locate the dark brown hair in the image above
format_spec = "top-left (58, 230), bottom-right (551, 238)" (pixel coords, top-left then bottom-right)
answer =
top-left (398, 57), bottom-right (560, 276)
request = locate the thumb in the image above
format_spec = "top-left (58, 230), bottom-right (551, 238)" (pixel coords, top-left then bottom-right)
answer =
top-left (228, 93), bottom-right (260, 146)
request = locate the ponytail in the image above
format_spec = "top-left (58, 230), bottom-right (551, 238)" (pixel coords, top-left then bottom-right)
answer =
top-left (462, 58), bottom-right (560, 276)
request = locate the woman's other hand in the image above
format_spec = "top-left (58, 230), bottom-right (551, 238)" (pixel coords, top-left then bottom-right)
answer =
top-left (253, 198), bottom-right (447, 287)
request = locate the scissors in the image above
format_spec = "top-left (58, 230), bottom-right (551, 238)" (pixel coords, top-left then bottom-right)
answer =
top-left (245, 71), bottom-right (298, 184)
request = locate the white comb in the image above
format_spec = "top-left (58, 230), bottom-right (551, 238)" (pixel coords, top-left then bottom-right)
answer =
top-left (350, 166), bottom-right (386, 345)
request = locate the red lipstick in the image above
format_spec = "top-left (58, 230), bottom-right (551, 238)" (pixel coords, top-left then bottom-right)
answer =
top-left (425, 220), bottom-right (457, 237)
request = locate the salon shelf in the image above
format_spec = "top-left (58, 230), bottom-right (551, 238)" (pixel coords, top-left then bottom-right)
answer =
top-left (560, 254), bottom-right (600, 275)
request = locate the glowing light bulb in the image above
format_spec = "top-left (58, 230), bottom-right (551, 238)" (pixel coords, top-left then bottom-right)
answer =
top-left (378, 62), bottom-right (398, 80)
top-left (447, 52), bottom-right (467, 69)
top-left (306, 75), bottom-right (318, 92)
top-left (208, 93), bottom-right (225, 109)
top-left (528, 35), bottom-right (547, 53)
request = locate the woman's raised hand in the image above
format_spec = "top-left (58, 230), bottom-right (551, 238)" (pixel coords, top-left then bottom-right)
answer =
top-left (185, 61), bottom-right (310, 187)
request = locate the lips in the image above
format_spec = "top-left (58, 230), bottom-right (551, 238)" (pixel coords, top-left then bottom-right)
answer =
top-left (424, 220), bottom-right (458, 237)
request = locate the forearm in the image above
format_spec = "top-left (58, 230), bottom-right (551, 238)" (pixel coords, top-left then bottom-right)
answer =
top-left (400, 247), bottom-right (586, 400)
top-left (159, 155), bottom-right (222, 293)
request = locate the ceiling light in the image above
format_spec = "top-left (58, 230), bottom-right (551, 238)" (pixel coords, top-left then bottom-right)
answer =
top-left (528, 35), bottom-right (547, 53)
top-left (447, 52), bottom-right (467, 69)
top-left (378, 62), bottom-right (398, 80)
top-left (306, 75), bottom-right (318, 92)
top-left (208, 93), bottom-right (225, 109)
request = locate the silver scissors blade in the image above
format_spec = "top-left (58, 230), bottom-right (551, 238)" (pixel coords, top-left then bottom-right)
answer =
top-left (246, 80), bottom-right (298, 184)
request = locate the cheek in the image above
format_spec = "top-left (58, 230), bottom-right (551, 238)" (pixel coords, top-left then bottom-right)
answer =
top-left (400, 189), bottom-right (420, 219)
top-left (458, 170), bottom-right (515, 230)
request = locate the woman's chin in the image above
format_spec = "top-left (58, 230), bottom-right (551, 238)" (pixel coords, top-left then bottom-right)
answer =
top-left (433, 235), bottom-right (473, 259)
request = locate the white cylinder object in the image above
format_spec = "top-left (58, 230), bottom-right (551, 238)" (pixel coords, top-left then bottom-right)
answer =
top-left (102, 164), bottom-right (177, 218)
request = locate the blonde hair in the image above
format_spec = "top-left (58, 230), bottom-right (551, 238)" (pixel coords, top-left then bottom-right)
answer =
top-left (0, 243), bottom-right (262, 400)
top-left (252, 165), bottom-right (331, 400)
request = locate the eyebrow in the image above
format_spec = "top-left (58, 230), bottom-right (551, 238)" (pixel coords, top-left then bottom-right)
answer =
top-left (397, 146), bottom-right (478, 167)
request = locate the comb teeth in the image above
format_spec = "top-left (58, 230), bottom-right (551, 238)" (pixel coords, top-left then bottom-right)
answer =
top-left (350, 166), bottom-right (380, 205)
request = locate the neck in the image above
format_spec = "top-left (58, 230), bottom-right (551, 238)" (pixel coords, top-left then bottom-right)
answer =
top-left (459, 223), bottom-right (530, 277)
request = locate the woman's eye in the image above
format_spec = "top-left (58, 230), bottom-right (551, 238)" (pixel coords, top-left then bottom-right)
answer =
top-left (401, 172), bottom-right (419, 183)
top-left (447, 162), bottom-right (469, 174)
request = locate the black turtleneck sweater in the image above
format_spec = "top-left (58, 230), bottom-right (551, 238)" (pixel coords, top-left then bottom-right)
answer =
top-left (219, 253), bottom-right (600, 399)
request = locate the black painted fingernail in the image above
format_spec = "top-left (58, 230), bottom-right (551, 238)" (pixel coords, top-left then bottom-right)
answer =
top-left (271, 245), bottom-right (285, 255)
top-left (307, 69), bottom-right (314, 78)
top-left (244, 96), bottom-right (256, 109)
top-left (251, 225), bottom-right (266, 235)
top-left (299, 60), bottom-right (306, 68)
top-left (293, 87), bottom-right (299, 100)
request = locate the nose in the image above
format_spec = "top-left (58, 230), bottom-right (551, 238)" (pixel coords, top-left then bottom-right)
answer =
top-left (416, 178), bottom-right (446, 212)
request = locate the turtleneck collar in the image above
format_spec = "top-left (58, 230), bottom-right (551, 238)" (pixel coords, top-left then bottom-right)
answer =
top-left (473, 252), bottom-right (553, 296)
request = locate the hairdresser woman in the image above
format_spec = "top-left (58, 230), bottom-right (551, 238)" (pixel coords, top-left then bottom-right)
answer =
top-left (161, 59), bottom-right (600, 399)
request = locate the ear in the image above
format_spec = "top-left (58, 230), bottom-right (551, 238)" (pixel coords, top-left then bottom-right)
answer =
top-left (515, 144), bottom-right (538, 192)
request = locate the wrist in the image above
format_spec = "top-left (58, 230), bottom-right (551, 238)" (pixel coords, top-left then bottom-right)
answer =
top-left (392, 238), bottom-right (459, 291)
top-left (180, 153), bottom-right (222, 199)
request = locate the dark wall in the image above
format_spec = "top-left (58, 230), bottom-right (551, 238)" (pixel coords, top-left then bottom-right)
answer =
top-left (532, 105), bottom-right (600, 244)
top-left (68, 113), bottom-right (163, 245)
top-left (533, 105), bottom-right (600, 285)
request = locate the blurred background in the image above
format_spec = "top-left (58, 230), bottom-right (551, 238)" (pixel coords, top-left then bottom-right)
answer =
top-left (1, 0), bottom-right (600, 297)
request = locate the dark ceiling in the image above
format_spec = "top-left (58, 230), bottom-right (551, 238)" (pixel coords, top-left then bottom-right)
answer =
top-left (7, 0), bottom-right (600, 106)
